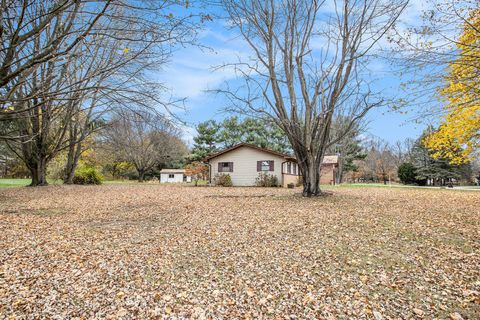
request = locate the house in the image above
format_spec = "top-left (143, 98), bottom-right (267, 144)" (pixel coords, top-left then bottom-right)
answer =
top-left (160, 169), bottom-right (192, 183)
top-left (204, 143), bottom-right (339, 187)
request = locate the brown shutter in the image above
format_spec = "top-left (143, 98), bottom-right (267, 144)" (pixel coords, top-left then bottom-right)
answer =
top-left (218, 162), bottom-right (222, 173)
top-left (229, 162), bottom-right (233, 172)
top-left (269, 160), bottom-right (274, 171)
top-left (257, 161), bottom-right (261, 172)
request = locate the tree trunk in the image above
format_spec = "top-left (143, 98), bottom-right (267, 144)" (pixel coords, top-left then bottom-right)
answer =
top-left (63, 141), bottom-right (82, 184)
top-left (337, 160), bottom-right (344, 184)
top-left (299, 160), bottom-right (321, 197)
top-left (138, 170), bottom-right (145, 182)
top-left (29, 158), bottom-right (48, 186)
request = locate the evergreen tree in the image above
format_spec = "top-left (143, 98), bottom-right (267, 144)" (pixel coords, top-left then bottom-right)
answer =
top-left (327, 116), bottom-right (367, 183)
top-left (398, 163), bottom-right (417, 184)
top-left (187, 117), bottom-right (291, 163)
top-left (411, 129), bottom-right (470, 186)
top-left (188, 120), bottom-right (220, 162)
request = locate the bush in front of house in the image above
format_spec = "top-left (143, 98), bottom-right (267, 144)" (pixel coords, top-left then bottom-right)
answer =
top-left (255, 172), bottom-right (279, 187)
top-left (73, 167), bottom-right (104, 185)
top-left (214, 173), bottom-right (233, 187)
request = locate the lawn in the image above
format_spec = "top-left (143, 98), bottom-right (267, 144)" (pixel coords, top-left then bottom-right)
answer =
top-left (0, 185), bottom-right (478, 318)
top-left (0, 178), bottom-right (32, 188)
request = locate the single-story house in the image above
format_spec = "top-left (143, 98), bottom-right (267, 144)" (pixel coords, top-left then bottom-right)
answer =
top-left (204, 143), bottom-right (338, 187)
top-left (160, 169), bottom-right (191, 183)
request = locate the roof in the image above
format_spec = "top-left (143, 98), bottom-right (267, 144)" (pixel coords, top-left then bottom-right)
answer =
top-left (322, 155), bottom-right (339, 164)
top-left (204, 143), bottom-right (296, 162)
top-left (160, 169), bottom-right (186, 174)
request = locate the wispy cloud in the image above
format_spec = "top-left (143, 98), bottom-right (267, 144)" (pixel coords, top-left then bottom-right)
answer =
top-left (159, 28), bottom-right (251, 100)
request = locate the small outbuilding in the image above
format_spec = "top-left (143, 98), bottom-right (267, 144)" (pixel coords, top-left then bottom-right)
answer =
top-left (160, 169), bottom-right (191, 183)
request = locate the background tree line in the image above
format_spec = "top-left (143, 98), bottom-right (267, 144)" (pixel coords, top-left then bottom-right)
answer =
top-left (0, 0), bottom-right (206, 185)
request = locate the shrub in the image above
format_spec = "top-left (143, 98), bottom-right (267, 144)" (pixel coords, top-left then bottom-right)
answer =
top-left (73, 167), bottom-right (103, 185)
top-left (214, 173), bottom-right (233, 187)
top-left (398, 162), bottom-right (417, 185)
top-left (255, 172), bottom-right (279, 187)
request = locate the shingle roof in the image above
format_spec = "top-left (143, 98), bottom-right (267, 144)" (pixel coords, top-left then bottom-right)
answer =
top-left (204, 143), bottom-right (340, 165)
top-left (204, 143), bottom-right (296, 162)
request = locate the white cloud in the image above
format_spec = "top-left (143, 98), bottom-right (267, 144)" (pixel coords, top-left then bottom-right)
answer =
top-left (158, 28), bottom-right (252, 100)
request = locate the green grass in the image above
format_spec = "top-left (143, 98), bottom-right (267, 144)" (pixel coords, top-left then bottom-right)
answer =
top-left (0, 178), bottom-right (64, 188)
top-left (0, 178), bottom-right (31, 188)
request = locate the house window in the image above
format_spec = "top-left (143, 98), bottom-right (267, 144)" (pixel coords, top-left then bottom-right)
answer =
top-left (287, 162), bottom-right (292, 174)
top-left (257, 160), bottom-right (274, 172)
top-left (168, 174), bottom-right (175, 179)
top-left (293, 163), bottom-right (297, 175)
top-left (218, 162), bottom-right (233, 172)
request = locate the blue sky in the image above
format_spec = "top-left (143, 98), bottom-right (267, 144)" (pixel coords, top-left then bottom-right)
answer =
top-left (159, 1), bottom-right (433, 146)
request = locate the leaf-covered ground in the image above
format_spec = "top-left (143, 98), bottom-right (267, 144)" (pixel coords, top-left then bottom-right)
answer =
top-left (0, 185), bottom-right (479, 319)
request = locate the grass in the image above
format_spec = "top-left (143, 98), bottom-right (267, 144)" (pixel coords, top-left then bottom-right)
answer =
top-left (0, 178), bottom-right (31, 188)
top-left (0, 178), bottom-right (65, 188)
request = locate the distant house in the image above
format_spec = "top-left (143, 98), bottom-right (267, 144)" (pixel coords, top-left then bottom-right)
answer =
top-left (204, 143), bottom-right (338, 187)
top-left (160, 169), bottom-right (191, 183)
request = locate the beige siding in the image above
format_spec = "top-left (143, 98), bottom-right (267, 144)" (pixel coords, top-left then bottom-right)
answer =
top-left (282, 174), bottom-right (299, 188)
top-left (209, 146), bottom-right (286, 186)
top-left (320, 164), bottom-right (336, 185)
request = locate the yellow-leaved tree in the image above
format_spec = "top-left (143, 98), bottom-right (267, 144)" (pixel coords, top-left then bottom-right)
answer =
top-left (424, 8), bottom-right (480, 164)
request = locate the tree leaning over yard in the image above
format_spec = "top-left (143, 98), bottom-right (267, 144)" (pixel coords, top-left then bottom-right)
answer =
top-left (219, 0), bottom-right (408, 196)
top-left (424, 8), bottom-right (480, 164)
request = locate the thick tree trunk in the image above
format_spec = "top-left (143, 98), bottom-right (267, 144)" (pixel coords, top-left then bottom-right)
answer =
top-left (298, 159), bottom-right (322, 197)
top-left (29, 158), bottom-right (48, 186)
top-left (138, 170), bottom-right (145, 182)
top-left (64, 141), bottom-right (82, 184)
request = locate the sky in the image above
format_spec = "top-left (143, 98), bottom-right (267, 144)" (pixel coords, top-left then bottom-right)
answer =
top-left (158, 1), bottom-right (434, 146)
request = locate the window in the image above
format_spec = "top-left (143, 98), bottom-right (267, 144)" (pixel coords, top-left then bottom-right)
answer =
top-left (168, 174), bottom-right (175, 179)
top-left (287, 162), bottom-right (292, 174)
top-left (218, 162), bottom-right (233, 172)
top-left (293, 163), bottom-right (297, 175)
top-left (257, 160), bottom-right (274, 172)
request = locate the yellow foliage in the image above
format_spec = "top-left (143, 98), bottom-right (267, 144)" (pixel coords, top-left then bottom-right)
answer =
top-left (425, 8), bottom-right (480, 164)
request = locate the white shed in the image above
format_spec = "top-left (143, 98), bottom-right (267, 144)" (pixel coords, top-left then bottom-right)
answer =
top-left (160, 169), bottom-right (191, 183)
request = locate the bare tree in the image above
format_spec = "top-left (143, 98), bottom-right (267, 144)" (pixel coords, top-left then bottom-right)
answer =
top-left (0, 1), bottom-right (111, 106)
top-left (218, 0), bottom-right (408, 196)
top-left (1, 1), bottom-right (201, 186)
top-left (103, 110), bottom-right (185, 182)
top-left (361, 137), bottom-right (397, 184)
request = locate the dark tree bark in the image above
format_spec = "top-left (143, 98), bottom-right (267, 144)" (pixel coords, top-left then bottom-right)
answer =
top-left (219, 0), bottom-right (407, 196)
